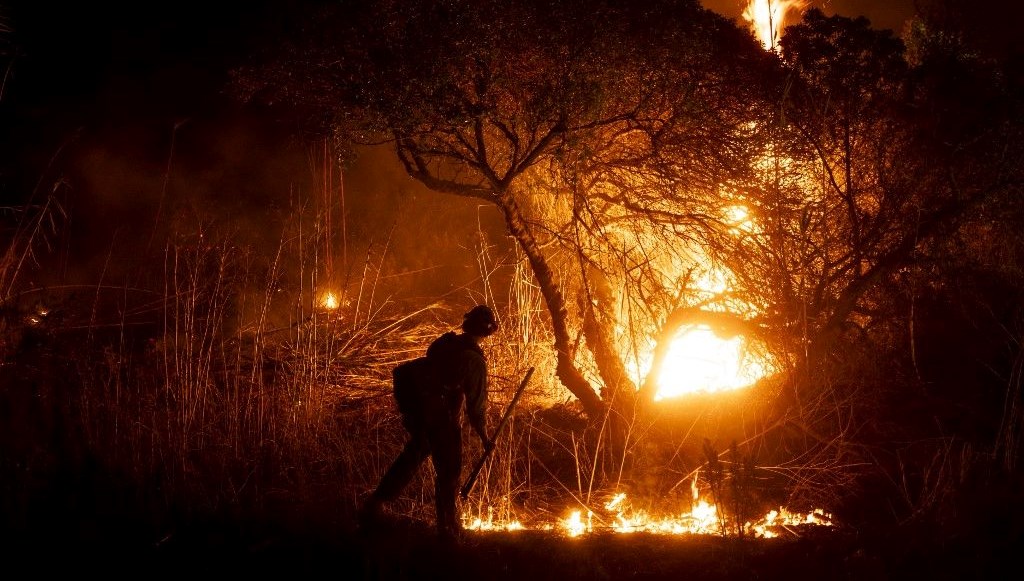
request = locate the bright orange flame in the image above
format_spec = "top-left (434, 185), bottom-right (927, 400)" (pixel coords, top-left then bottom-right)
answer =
top-left (742, 0), bottom-right (806, 50)
top-left (463, 487), bottom-right (834, 538)
top-left (591, 486), bottom-right (834, 537)
top-left (463, 505), bottom-right (524, 532)
top-left (318, 291), bottom-right (340, 310)
top-left (618, 260), bottom-right (771, 400)
top-left (563, 510), bottom-right (593, 537)
top-left (655, 326), bottom-right (770, 400)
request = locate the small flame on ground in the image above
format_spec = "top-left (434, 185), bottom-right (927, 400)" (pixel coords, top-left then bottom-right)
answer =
top-left (752, 508), bottom-right (834, 538)
top-left (318, 291), bottom-right (340, 310)
top-left (564, 510), bottom-right (594, 537)
top-left (742, 0), bottom-right (806, 51)
top-left (464, 505), bottom-right (525, 532)
top-left (464, 492), bottom-right (833, 539)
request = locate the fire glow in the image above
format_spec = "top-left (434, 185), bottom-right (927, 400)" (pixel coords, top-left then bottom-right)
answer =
top-left (742, 0), bottom-right (806, 50)
top-left (318, 290), bottom-right (340, 310)
top-left (655, 326), bottom-right (769, 400)
top-left (642, 199), bottom-right (771, 400)
top-left (464, 480), bottom-right (833, 538)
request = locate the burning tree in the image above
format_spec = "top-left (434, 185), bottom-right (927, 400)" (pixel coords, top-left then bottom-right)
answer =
top-left (234, 0), bottom-right (777, 420)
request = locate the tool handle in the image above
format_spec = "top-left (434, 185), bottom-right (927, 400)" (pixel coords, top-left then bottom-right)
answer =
top-left (460, 367), bottom-right (534, 499)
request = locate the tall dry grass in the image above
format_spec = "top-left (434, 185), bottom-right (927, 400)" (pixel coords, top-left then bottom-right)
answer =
top-left (0, 140), bottom-right (602, 545)
top-left (7, 152), bottom-right (1012, 553)
top-left (0, 198), bottom-right (886, 545)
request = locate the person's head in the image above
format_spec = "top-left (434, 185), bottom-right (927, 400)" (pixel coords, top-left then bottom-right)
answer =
top-left (462, 304), bottom-right (498, 339)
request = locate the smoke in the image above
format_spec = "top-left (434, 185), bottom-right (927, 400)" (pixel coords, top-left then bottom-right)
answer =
top-left (8, 101), bottom-right (512, 323)
top-left (338, 144), bottom-right (512, 302)
top-left (0, 0), bottom-right (514, 326)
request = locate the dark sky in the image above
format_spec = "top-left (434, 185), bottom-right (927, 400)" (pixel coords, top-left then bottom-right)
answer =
top-left (0, 0), bottom-right (297, 188)
top-left (1, 0), bottom-right (927, 177)
top-left (0, 0), bottom-right (929, 203)
top-left (1, 1), bottom-right (320, 281)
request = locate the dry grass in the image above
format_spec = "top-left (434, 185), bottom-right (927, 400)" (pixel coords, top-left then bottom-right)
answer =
top-left (0, 209), bottom-right (791, 542)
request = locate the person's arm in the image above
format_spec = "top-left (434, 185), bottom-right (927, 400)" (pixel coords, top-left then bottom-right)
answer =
top-left (463, 353), bottom-right (491, 449)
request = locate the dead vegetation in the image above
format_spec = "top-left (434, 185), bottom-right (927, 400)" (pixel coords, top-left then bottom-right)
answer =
top-left (1, 182), bottom-right (1021, 579)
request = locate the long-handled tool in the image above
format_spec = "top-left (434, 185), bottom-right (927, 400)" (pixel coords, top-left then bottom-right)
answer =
top-left (460, 366), bottom-right (534, 500)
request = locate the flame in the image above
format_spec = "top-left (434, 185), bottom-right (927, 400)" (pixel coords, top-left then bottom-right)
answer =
top-left (463, 490), bottom-right (833, 538)
top-left (564, 510), bottom-right (594, 537)
top-left (639, 204), bottom-right (769, 399)
top-left (751, 507), bottom-right (833, 538)
top-left (318, 290), bottom-right (340, 310)
top-left (742, 0), bottom-right (806, 50)
top-left (463, 505), bottom-right (525, 532)
top-left (654, 325), bottom-right (770, 400)
top-left (594, 493), bottom-right (832, 537)
top-left (620, 260), bottom-right (772, 400)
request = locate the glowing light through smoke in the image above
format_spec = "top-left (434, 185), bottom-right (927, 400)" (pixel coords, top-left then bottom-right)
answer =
top-left (723, 204), bottom-right (757, 235)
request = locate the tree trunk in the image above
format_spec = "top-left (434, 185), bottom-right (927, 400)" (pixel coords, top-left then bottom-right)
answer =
top-left (495, 188), bottom-right (605, 419)
top-left (580, 265), bottom-right (637, 403)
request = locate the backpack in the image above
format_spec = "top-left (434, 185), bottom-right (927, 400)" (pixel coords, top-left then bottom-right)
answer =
top-left (391, 332), bottom-right (465, 415)
top-left (392, 356), bottom-right (435, 414)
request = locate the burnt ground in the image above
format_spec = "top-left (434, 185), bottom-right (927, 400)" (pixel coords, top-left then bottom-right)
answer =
top-left (10, 513), bottom-right (1017, 580)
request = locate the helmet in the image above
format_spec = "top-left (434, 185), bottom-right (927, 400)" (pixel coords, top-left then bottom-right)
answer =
top-left (462, 304), bottom-right (498, 337)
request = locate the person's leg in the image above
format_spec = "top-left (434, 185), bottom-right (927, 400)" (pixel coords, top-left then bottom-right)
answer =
top-left (372, 435), bottom-right (429, 502)
top-left (360, 413), bottom-right (429, 526)
top-left (429, 419), bottom-right (463, 540)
